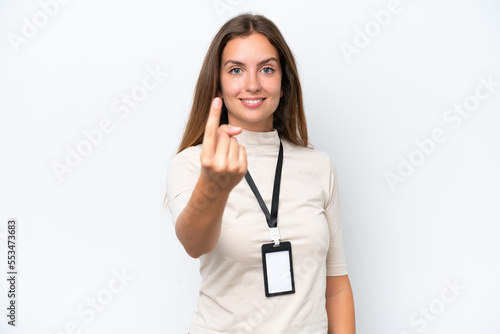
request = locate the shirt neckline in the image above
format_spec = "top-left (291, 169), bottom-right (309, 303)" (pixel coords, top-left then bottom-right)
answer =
top-left (231, 126), bottom-right (280, 152)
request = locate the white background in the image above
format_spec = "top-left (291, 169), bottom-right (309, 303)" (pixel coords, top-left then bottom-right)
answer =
top-left (1, 0), bottom-right (500, 333)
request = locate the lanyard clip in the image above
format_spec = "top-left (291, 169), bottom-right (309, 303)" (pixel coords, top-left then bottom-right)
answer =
top-left (269, 227), bottom-right (280, 247)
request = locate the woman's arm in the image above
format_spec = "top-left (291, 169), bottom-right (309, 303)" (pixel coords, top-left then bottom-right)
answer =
top-left (175, 174), bottom-right (232, 258)
top-left (175, 98), bottom-right (247, 258)
top-left (326, 275), bottom-right (355, 334)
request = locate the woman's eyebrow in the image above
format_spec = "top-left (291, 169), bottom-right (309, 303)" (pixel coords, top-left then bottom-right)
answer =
top-left (223, 57), bottom-right (279, 67)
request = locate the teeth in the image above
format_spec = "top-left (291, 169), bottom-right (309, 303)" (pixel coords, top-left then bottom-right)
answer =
top-left (242, 99), bottom-right (263, 104)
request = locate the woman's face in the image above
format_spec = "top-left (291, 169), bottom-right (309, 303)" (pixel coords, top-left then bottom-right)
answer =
top-left (219, 33), bottom-right (283, 132)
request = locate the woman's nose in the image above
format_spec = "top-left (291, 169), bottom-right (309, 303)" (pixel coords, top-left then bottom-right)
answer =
top-left (244, 72), bottom-right (262, 93)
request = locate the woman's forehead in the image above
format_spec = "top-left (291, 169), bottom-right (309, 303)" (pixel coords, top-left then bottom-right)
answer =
top-left (221, 33), bottom-right (280, 64)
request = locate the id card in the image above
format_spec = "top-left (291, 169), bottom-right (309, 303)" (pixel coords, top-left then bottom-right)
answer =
top-left (261, 241), bottom-right (295, 297)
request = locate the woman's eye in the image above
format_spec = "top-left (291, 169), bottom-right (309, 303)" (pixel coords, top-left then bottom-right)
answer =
top-left (229, 68), bottom-right (242, 74)
top-left (262, 67), bottom-right (275, 74)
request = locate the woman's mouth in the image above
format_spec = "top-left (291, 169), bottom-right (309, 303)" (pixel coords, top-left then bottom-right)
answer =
top-left (240, 98), bottom-right (265, 108)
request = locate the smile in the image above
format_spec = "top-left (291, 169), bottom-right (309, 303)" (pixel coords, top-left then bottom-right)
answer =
top-left (240, 98), bottom-right (265, 108)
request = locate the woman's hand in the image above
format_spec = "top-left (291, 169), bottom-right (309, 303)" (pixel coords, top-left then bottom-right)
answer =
top-left (200, 97), bottom-right (247, 194)
top-left (174, 97), bottom-right (247, 258)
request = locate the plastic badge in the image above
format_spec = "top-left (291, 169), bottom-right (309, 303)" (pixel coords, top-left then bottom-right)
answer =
top-left (261, 241), bottom-right (295, 297)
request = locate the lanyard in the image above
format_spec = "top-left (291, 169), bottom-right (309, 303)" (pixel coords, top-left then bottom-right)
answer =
top-left (244, 140), bottom-right (284, 246)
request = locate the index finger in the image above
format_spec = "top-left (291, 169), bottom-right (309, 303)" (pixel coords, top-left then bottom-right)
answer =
top-left (201, 97), bottom-right (222, 155)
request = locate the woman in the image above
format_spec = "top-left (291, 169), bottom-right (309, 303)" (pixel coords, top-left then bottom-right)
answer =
top-left (166, 13), bottom-right (355, 333)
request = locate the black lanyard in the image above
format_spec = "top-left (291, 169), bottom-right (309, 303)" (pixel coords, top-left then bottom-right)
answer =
top-left (244, 140), bottom-right (283, 229)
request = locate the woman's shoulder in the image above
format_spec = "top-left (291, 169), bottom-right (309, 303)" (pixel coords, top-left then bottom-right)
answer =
top-left (175, 143), bottom-right (202, 159)
top-left (283, 140), bottom-right (333, 164)
top-left (169, 144), bottom-right (202, 171)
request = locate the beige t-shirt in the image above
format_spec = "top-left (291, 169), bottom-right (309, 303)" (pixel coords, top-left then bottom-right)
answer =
top-left (167, 128), bottom-right (348, 334)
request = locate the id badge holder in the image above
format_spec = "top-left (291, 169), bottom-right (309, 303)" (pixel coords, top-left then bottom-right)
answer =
top-left (261, 241), bottom-right (295, 297)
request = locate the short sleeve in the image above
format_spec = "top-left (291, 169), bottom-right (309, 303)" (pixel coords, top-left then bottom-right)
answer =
top-left (165, 147), bottom-right (201, 225)
top-left (325, 159), bottom-right (348, 276)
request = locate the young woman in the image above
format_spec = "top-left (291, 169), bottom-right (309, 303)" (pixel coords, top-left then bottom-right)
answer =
top-left (166, 13), bottom-right (355, 334)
